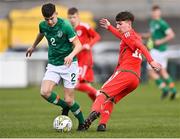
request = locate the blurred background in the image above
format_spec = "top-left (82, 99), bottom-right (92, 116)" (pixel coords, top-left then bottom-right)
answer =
top-left (0, 0), bottom-right (180, 87)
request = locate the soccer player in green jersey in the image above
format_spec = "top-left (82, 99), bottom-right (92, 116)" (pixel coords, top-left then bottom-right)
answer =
top-left (142, 5), bottom-right (177, 100)
top-left (26, 3), bottom-right (85, 130)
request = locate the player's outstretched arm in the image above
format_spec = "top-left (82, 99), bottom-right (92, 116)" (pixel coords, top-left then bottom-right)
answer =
top-left (134, 40), bottom-right (161, 71)
top-left (100, 18), bottom-right (121, 38)
top-left (64, 37), bottom-right (83, 66)
top-left (100, 21), bottom-right (153, 65)
top-left (26, 33), bottom-right (44, 57)
top-left (99, 18), bottom-right (161, 72)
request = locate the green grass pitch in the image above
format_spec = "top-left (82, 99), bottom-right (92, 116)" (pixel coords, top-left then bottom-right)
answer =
top-left (0, 81), bottom-right (180, 138)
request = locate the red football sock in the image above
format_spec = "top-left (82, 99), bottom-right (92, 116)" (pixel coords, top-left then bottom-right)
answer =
top-left (91, 94), bottom-right (106, 112)
top-left (99, 100), bottom-right (114, 125)
top-left (76, 82), bottom-right (97, 101)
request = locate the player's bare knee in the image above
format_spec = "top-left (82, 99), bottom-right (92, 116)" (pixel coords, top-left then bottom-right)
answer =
top-left (40, 88), bottom-right (51, 98)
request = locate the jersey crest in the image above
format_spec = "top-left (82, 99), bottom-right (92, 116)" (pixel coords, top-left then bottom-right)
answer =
top-left (77, 30), bottom-right (82, 37)
top-left (57, 30), bottom-right (63, 38)
top-left (124, 32), bottom-right (130, 38)
top-left (150, 24), bottom-right (160, 33)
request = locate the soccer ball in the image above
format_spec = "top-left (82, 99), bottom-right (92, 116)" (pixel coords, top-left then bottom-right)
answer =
top-left (53, 115), bottom-right (73, 132)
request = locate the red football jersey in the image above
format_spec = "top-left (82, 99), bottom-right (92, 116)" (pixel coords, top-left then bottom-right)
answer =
top-left (75, 22), bottom-right (100, 66)
top-left (108, 25), bottom-right (153, 77)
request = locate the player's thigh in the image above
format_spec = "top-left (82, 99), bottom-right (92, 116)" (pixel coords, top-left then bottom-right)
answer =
top-left (85, 67), bottom-right (94, 82)
top-left (79, 65), bottom-right (88, 78)
top-left (62, 61), bottom-right (79, 89)
top-left (41, 80), bottom-right (56, 97)
top-left (41, 66), bottom-right (61, 96)
top-left (79, 65), bottom-right (94, 82)
top-left (101, 72), bottom-right (139, 97)
top-left (114, 80), bottom-right (139, 103)
top-left (43, 64), bottom-right (61, 85)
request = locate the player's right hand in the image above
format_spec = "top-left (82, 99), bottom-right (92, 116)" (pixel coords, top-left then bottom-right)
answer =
top-left (99, 18), bottom-right (111, 29)
top-left (83, 44), bottom-right (90, 50)
top-left (64, 54), bottom-right (73, 67)
top-left (150, 60), bottom-right (162, 72)
top-left (26, 47), bottom-right (35, 57)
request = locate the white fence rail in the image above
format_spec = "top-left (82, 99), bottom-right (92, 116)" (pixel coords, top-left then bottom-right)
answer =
top-left (0, 42), bottom-right (180, 88)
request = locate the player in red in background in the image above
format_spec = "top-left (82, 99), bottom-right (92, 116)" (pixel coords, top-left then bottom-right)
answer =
top-left (61, 7), bottom-right (101, 116)
top-left (68, 7), bottom-right (101, 101)
top-left (83, 11), bottom-right (161, 131)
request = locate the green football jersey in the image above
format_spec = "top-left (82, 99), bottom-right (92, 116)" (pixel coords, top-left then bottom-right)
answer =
top-left (39, 18), bottom-right (77, 66)
top-left (150, 18), bottom-right (170, 51)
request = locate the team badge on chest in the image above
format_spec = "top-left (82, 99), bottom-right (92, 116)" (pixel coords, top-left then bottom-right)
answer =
top-left (77, 30), bottom-right (82, 36)
top-left (57, 30), bottom-right (63, 38)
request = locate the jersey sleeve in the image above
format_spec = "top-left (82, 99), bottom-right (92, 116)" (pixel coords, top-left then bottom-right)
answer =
top-left (108, 25), bottom-right (122, 38)
top-left (108, 25), bottom-right (153, 63)
top-left (39, 23), bottom-right (44, 34)
top-left (160, 20), bottom-right (170, 33)
top-left (134, 40), bottom-right (153, 63)
top-left (64, 21), bottom-right (77, 42)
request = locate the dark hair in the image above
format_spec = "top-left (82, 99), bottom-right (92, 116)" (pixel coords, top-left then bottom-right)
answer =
top-left (41, 3), bottom-right (56, 17)
top-left (68, 7), bottom-right (78, 15)
top-left (152, 5), bottom-right (160, 11)
top-left (115, 11), bottom-right (134, 23)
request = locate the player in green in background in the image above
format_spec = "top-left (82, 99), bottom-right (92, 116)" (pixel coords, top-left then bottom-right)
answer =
top-left (26, 3), bottom-right (85, 130)
top-left (142, 5), bottom-right (177, 100)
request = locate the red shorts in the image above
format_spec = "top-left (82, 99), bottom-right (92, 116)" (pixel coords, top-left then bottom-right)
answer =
top-left (78, 65), bottom-right (94, 82)
top-left (100, 70), bottom-right (139, 103)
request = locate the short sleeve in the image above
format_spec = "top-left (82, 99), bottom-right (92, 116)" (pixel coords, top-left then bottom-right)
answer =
top-left (39, 23), bottom-right (43, 34)
top-left (160, 20), bottom-right (170, 33)
top-left (64, 20), bottom-right (76, 42)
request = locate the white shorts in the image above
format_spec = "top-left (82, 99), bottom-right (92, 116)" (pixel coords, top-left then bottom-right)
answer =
top-left (147, 49), bottom-right (169, 69)
top-left (43, 61), bottom-right (79, 88)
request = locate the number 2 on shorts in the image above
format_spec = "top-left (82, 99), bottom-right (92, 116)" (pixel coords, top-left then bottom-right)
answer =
top-left (71, 73), bottom-right (76, 83)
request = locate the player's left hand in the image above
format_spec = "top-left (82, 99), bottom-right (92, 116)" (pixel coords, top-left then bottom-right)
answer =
top-left (64, 55), bottom-right (73, 67)
top-left (150, 60), bottom-right (162, 72)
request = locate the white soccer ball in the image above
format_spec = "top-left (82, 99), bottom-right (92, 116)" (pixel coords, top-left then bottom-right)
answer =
top-left (53, 115), bottom-right (73, 132)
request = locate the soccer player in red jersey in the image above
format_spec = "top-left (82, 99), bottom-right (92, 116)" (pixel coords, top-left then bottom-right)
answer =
top-left (83, 11), bottom-right (161, 131)
top-left (67, 7), bottom-right (101, 101)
